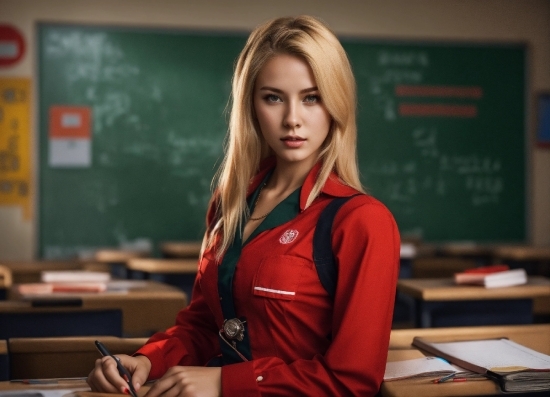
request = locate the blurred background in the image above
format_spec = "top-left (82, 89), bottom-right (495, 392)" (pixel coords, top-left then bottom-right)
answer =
top-left (0, 0), bottom-right (549, 260)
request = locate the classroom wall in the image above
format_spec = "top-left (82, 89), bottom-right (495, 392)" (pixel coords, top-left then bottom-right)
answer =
top-left (0, 0), bottom-right (549, 260)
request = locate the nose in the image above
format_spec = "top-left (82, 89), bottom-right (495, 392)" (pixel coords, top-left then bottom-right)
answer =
top-left (283, 101), bottom-right (301, 129)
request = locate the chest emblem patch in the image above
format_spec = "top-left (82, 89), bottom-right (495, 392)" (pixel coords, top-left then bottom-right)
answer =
top-left (279, 229), bottom-right (299, 244)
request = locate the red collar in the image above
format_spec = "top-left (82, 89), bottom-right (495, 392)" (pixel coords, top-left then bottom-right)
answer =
top-left (247, 157), bottom-right (360, 211)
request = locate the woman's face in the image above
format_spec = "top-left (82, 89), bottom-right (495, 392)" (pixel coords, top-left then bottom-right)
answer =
top-left (253, 54), bottom-right (331, 170)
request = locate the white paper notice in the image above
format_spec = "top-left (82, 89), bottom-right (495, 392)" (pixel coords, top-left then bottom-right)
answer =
top-left (48, 139), bottom-right (91, 167)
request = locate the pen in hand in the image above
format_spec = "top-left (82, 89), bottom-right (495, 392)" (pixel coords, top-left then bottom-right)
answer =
top-left (95, 340), bottom-right (139, 397)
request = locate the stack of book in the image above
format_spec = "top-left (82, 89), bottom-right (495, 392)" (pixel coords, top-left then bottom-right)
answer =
top-left (16, 271), bottom-right (112, 295)
top-left (412, 337), bottom-right (550, 392)
top-left (454, 265), bottom-right (527, 288)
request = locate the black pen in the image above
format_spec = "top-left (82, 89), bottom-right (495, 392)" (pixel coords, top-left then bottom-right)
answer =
top-left (95, 340), bottom-right (138, 397)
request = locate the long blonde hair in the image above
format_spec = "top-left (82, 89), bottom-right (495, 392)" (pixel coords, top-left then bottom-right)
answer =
top-left (203, 15), bottom-right (363, 258)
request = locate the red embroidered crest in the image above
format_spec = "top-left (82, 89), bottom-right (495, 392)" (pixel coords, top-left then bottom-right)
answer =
top-left (279, 229), bottom-right (299, 244)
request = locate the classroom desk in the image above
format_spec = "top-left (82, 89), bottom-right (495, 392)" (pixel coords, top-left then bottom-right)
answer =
top-left (436, 243), bottom-right (496, 266)
top-left (0, 326), bottom-right (547, 395)
top-left (493, 245), bottom-right (550, 276)
top-left (0, 265), bottom-right (11, 300)
top-left (126, 258), bottom-right (198, 299)
top-left (0, 260), bottom-right (84, 284)
top-left (397, 276), bottom-right (550, 327)
top-left (8, 336), bottom-right (147, 379)
top-left (8, 280), bottom-right (187, 337)
top-left (93, 249), bottom-right (151, 278)
top-left (383, 324), bottom-right (550, 397)
top-left (0, 340), bottom-right (7, 381)
top-left (159, 241), bottom-right (202, 258)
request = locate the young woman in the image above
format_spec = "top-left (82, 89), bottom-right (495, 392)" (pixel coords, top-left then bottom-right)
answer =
top-left (88, 15), bottom-right (400, 397)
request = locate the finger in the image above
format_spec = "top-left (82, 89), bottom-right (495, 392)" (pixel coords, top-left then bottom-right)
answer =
top-left (144, 376), bottom-right (179, 397)
top-left (87, 358), bottom-right (120, 393)
top-left (100, 356), bottom-right (131, 394)
top-left (128, 356), bottom-right (151, 392)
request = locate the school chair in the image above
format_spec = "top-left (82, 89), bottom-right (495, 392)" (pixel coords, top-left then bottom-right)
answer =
top-left (8, 336), bottom-right (147, 380)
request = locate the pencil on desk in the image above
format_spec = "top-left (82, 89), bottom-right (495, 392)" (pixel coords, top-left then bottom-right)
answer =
top-left (433, 372), bottom-right (457, 384)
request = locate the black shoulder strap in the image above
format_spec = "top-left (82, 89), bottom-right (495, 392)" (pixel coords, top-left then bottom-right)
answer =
top-left (313, 194), bottom-right (361, 300)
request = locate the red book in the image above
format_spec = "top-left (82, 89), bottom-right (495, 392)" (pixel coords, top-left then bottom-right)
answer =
top-left (454, 265), bottom-right (509, 284)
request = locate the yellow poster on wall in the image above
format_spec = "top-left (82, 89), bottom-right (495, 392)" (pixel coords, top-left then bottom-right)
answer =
top-left (0, 78), bottom-right (32, 220)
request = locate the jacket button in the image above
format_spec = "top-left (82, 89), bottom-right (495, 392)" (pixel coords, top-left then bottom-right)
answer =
top-left (256, 375), bottom-right (264, 382)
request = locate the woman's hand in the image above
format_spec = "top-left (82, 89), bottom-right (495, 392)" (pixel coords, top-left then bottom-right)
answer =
top-left (87, 354), bottom-right (152, 395)
top-left (144, 366), bottom-right (221, 397)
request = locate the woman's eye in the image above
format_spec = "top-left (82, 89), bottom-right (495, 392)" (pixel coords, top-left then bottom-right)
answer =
top-left (264, 94), bottom-right (281, 103)
top-left (304, 95), bottom-right (320, 103)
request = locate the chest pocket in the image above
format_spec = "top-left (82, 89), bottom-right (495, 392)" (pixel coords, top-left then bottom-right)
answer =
top-left (252, 255), bottom-right (310, 301)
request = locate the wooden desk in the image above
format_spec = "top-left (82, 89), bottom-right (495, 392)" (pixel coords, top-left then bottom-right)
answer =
top-left (0, 340), bottom-right (7, 381)
top-left (412, 257), bottom-right (477, 278)
top-left (127, 258), bottom-right (198, 274)
top-left (437, 243), bottom-right (496, 266)
top-left (9, 280), bottom-right (187, 337)
top-left (93, 249), bottom-right (150, 278)
top-left (159, 241), bottom-right (202, 258)
top-left (0, 380), bottom-right (145, 397)
top-left (0, 265), bottom-right (11, 300)
top-left (9, 336), bottom-right (147, 379)
top-left (126, 258), bottom-right (198, 302)
top-left (397, 277), bottom-right (550, 327)
top-left (0, 260), bottom-right (84, 284)
top-left (493, 245), bottom-right (550, 277)
top-left (383, 324), bottom-right (550, 397)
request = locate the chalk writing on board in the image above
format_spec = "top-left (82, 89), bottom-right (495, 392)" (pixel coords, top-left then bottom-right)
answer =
top-left (365, 126), bottom-right (504, 210)
top-left (367, 50), bottom-right (429, 121)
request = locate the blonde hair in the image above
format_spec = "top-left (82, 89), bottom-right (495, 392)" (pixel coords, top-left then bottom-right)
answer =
top-left (203, 15), bottom-right (363, 258)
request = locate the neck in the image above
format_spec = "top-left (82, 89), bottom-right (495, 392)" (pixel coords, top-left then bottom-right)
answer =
top-left (267, 158), bottom-right (316, 194)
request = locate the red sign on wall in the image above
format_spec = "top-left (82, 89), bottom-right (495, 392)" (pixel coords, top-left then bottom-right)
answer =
top-left (0, 25), bottom-right (26, 67)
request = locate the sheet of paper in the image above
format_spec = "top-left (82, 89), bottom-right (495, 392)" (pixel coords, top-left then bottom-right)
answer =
top-left (384, 356), bottom-right (456, 381)
top-left (0, 389), bottom-right (86, 397)
top-left (430, 339), bottom-right (550, 372)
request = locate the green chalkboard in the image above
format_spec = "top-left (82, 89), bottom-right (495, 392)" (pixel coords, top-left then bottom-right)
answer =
top-left (38, 25), bottom-right (526, 258)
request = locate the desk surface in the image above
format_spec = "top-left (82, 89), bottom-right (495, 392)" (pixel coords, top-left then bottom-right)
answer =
top-left (160, 241), bottom-right (202, 258)
top-left (397, 276), bottom-right (550, 301)
top-left (126, 258), bottom-right (198, 274)
top-left (7, 280), bottom-right (187, 337)
top-left (0, 326), bottom-right (549, 396)
top-left (437, 243), bottom-right (497, 257)
top-left (1, 260), bottom-right (84, 284)
top-left (93, 249), bottom-right (150, 263)
top-left (0, 380), bottom-right (148, 396)
top-left (383, 324), bottom-right (550, 397)
top-left (493, 245), bottom-right (550, 261)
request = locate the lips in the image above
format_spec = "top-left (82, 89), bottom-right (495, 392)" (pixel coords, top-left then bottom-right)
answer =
top-left (281, 136), bottom-right (306, 148)
top-left (281, 136), bottom-right (305, 142)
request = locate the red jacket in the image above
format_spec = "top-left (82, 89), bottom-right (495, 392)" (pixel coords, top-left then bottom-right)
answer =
top-left (136, 160), bottom-right (400, 396)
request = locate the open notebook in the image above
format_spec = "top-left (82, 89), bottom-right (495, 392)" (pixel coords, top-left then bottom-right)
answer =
top-left (384, 356), bottom-right (485, 381)
top-left (412, 337), bottom-right (550, 392)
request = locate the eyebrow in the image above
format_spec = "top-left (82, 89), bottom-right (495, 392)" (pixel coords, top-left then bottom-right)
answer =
top-left (258, 86), bottom-right (318, 94)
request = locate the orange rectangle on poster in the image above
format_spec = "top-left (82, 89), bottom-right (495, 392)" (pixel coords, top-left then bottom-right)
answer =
top-left (49, 106), bottom-right (91, 138)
